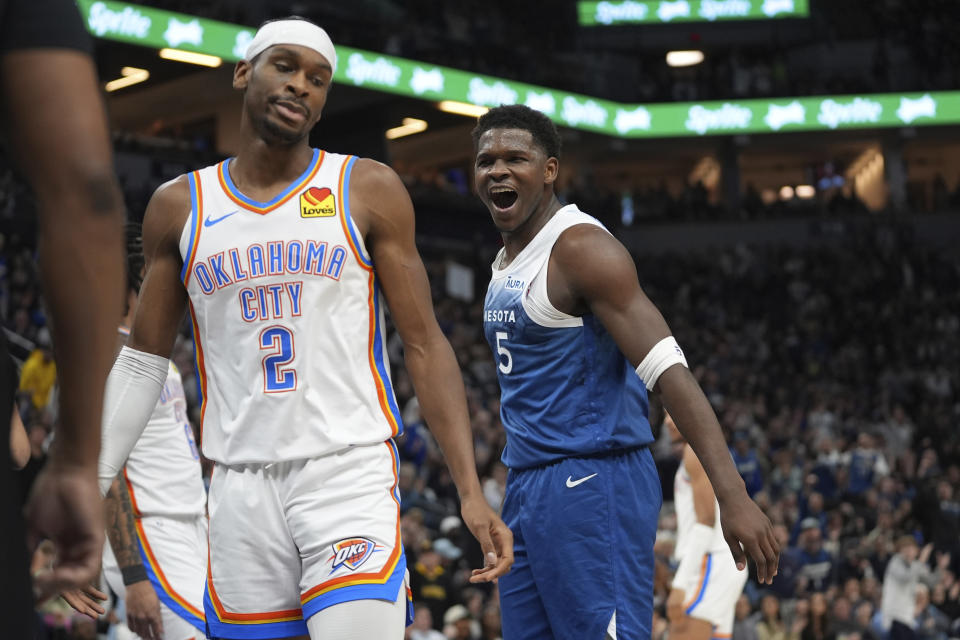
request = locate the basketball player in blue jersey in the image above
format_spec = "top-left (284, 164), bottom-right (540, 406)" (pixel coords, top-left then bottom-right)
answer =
top-left (472, 104), bottom-right (778, 640)
top-left (96, 17), bottom-right (512, 640)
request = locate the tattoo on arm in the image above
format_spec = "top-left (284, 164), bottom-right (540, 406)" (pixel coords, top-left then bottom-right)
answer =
top-left (104, 473), bottom-right (143, 569)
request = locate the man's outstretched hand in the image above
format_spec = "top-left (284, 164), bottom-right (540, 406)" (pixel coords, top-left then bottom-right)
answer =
top-left (718, 490), bottom-right (780, 584)
top-left (460, 494), bottom-right (514, 584)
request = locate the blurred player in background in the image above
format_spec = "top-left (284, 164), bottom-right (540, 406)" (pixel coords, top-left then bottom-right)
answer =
top-left (472, 104), bottom-right (777, 640)
top-left (1, 0), bottom-right (126, 635)
top-left (666, 411), bottom-right (747, 639)
top-left (96, 16), bottom-right (511, 640)
top-left (66, 224), bottom-right (207, 640)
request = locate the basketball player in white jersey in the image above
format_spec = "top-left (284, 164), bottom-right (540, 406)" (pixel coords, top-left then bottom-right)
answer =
top-left (96, 17), bottom-right (512, 640)
top-left (64, 226), bottom-right (208, 640)
top-left (666, 412), bottom-right (747, 639)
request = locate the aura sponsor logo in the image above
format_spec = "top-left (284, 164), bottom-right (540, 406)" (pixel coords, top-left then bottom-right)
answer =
top-left (345, 53), bottom-right (402, 88)
top-left (328, 538), bottom-right (379, 573)
top-left (595, 0), bottom-right (649, 24)
top-left (657, 0), bottom-right (691, 22)
top-left (505, 277), bottom-right (525, 291)
top-left (561, 97), bottom-right (608, 128)
top-left (614, 106), bottom-right (652, 134)
top-left (467, 78), bottom-right (519, 106)
top-left (410, 67), bottom-right (445, 95)
top-left (762, 0), bottom-right (796, 17)
top-left (699, 0), bottom-right (751, 21)
top-left (163, 17), bottom-right (203, 47)
top-left (764, 101), bottom-right (806, 130)
top-left (525, 91), bottom-right (557, 116)
top-left (817, 97), bottom-right (882, 129)
top-left (685, 103), bottom-right (753, 134)
top-left (896, 94), bottom-right (936, 124)
top-left (87, 2), bottom-right (151, 38)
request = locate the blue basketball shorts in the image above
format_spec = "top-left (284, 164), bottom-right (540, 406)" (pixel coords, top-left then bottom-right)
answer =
top-left (499, 446), bottom-right (661, 640)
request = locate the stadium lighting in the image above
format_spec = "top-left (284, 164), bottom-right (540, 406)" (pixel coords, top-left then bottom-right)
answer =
top-left (385, 118), bottom-right (428, 140)
top-left (779, 185), bottom-right (795, 200)
top-left (666, 50), bottom-right (705, 67)
top-left (437, 101), bottom-right (489, 118)
top-left (795, 185), bottom-right (816, 198)
top-left (105, 67), bottom-right (150, 92)
top-left (159, 48), bottom-right (223, 67)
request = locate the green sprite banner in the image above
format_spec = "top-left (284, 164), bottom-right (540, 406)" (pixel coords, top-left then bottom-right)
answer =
top-left (80, 0), bottom-right (960, 138)
top-left (578, 0), bottom-right (809, 25)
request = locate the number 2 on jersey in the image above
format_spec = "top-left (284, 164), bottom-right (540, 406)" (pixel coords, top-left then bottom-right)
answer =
top-left (260, 325), bottom-right (297, 392)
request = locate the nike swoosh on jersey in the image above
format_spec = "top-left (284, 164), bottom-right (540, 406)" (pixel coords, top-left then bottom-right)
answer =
top-left (565, 473), bottom-right (598, 488)
top-left (204, 211), bottom-right (238, 227)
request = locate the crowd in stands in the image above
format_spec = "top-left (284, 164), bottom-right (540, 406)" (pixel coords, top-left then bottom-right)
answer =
top-left (3, 153), bottom-right (959, 638)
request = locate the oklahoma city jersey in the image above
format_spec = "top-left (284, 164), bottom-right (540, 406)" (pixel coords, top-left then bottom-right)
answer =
top-left (120, 344), bottom-right (205, 518)
top-left (483, 204), bottom-right (653, 470)
top-left (180, 149), bottom-right (403, 464)
top-left (673, 462), bottom-right (730, 561)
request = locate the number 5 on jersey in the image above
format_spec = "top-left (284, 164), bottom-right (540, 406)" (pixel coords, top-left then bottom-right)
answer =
top-left (496, 331), bottom-right (512, 374)
top-left (260, 325), bottom-right (297, 392)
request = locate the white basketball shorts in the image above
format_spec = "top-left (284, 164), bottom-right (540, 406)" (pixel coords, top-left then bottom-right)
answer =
top-left (676, 550), bottom-right (748, 637)
top-left (203, 440), bottom-right (410, 639)
top-left (102, 514), bottom-right (208, 639)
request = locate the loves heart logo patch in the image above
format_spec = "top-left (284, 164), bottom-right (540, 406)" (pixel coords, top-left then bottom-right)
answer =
top-left (300, 186), bottom-right (336, 218)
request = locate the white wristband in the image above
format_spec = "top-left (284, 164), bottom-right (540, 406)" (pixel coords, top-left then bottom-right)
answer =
top-left (98, 346), bottom-right (169, 495)
top-left (635, 336), bottom-right (688, 390)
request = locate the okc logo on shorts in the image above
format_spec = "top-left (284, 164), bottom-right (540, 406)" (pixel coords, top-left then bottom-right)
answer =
top-left (328, 537), bottom-right (379, 574)
top-left (300, 187), bottom-right (336, 218)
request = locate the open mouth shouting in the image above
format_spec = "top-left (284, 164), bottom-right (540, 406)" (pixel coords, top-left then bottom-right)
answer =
top-left (489, 185), bottom-right (519, 213)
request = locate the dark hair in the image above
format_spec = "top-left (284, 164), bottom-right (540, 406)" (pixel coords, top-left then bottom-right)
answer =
top-left (471, 104), bottom-right (561, 160)
top-left (125, 222), bottom-right (144, 295)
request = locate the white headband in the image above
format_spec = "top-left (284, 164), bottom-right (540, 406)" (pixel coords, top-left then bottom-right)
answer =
top-left (245, 20), bottom-right (337, 74)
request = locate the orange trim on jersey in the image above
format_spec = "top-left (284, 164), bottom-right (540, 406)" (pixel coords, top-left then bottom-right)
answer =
top-left (683, 555), bottom-right (710, 610)
top-left (336, 158), bottom-right (401, 437)
top-left (181, 172), bottom-right (204, 287)
top-left (713, 634), bottom-right (732, 639)
top-left (299, 442), bottom-right (403, 605)
top-left (125, 477), bottom-right (205, 621)
top-left (337, 157), bottom-right (370, 269)
top-left (216, 151), bottom-right (325, 215)
top-left (122, 468), bottom-right (142, 517)
top-left (186, 301), bottom-right (208, 439)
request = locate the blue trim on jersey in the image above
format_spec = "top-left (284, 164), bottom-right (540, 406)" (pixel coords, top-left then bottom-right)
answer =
top-left (221, 148), bottom-right (320, 209)
top-left (340, 156), bottom-right (371, 267)
top-left (387, 439), bottom-right (402, 505)
top-left (685, 554), bottom-right (712, 615)
top-left (203, 588), bottom-right (307, 639)
top-left (137, 540), bottom-right (205, 632)
top-left (190, 323), bottom-right (204, 416)
top-left (300, 554), bottom-right (408, 622)
top-left (372, 277), bottom-right (404, 435)
top-left (180, 172), bottom-right (200, 282)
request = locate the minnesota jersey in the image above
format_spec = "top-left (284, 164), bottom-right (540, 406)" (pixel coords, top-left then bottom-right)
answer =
top-left (672, 460), bottom-right (729, 560)
top-left (482, 204), bottom-right (653, 470)
top-left (122, 354), bottom-right (206, 518)
top-left (180, 149), bottom-right (402, 464)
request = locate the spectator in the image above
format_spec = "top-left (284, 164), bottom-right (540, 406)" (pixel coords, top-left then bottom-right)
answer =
top-left (881, 537), bottom-right (936, 638)
top-left (411, 542), bottom-right (457, 631)
top-left (756, 593), bottom-right (799, 640)
top-left (730, 430), bottom-right (765, 497)
top-left (798, 520), bottom-right (836, 593)
top-left (800, 592), bottom-right (834, 640)
top-left (914, 584), bottom-right (951, 640)
top-left (443, 603), bottom-right (478, 640)
top-left (733, 594), bottom-right (761, 640)
top-left (17, 339), bottom-right (55, 413)
top-left (408, 603), bottom-right (446, 640)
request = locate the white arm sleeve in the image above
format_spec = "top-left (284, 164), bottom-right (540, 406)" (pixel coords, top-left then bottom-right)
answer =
top-left (97, 346), bottom-right (169, 495)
